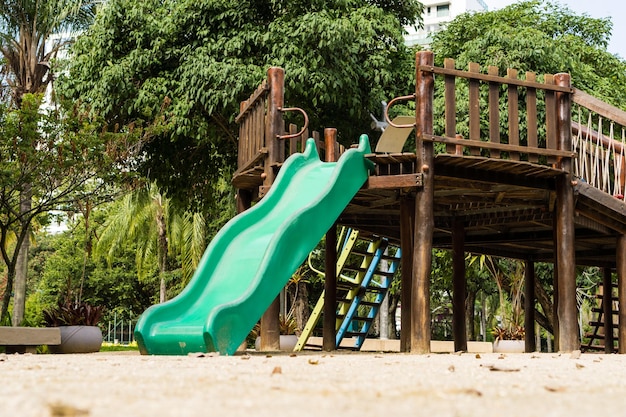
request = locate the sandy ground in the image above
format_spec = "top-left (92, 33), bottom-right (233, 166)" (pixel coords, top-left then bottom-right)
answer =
top-left (2, 350), bottom-right (626, 417)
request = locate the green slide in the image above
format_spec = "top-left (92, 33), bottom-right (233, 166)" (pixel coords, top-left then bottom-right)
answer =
top-left (135, 135), bottom-right (374, 355)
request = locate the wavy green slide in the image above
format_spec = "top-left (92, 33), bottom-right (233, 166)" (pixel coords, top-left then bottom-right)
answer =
top-left (135, 135), bottom-right (374, 355)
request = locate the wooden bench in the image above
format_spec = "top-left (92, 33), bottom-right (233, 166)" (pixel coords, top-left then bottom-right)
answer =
top-left (0, 326), bottom-right (61, 353)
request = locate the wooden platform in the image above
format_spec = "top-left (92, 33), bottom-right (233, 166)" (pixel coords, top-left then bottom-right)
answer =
top-left (337, 152), bottom-right (626, 268)
top-left (0, 326), bottom-right (61, 354)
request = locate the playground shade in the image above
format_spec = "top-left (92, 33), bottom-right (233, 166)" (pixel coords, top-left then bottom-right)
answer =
top-left (134, 136), bottom-right (374, 355)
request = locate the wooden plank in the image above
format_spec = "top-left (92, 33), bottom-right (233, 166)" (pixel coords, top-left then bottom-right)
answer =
top-left (420, 65), bottom-right (573, 93)
top-left (617, 235), bottom-right (626, 354)
top-left (602, 268), bottom-right (615, 353)
top-left (545, 74), bottom-right (557, 164)
top-left (507, 68), bottom-right (520, 161)
top-left (323, 224), bottom-right (337, 351)
top-left (0, 327), bottom-right (60, 345)
top-left (412, 51), bottom-right (435, 353)
top-left (452, 218), bottom-right (467, 352)
top-left (235, 79), bottom-right (269, 123)
top-left (423, 134), bottom-right (574, 157)
top-left (288, 124), bottom-right (298, 157)
top-left (526, 72), bottom-right (539, 163)
top-left (364, 174), bottom-right (423, 190)
top-left (555, 73), bottom-right (573, 171)
top-left (524, 261), bottom-right (536, 352)
top-left (573, 88), bottom-right (626, 127)
top-left (400, 197), bottom-right (414, 352)
top-left (555, 168), bottom-right (578, 352)
top-left (444, 58), bottom-right (456, 154)
top-left (468, 62), bottom-right (481, 156)
top-left (232, 148), bottom-right (268, 179)
top-left (488, 66), bottom-right (500, 159)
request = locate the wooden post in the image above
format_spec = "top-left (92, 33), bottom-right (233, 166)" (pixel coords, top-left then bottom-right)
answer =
top-left (400, 196), bottom-right (415, 352)
top-left (617, 235), bottom-right (626, 353)
top-left (602, 267), bottom-right (614, 353)
top-left (263, 67), bottom-right (285, 189)
top-left (554, 73), bottom-right (578, 352)
top-left (322, 128), bottom-right (339, 351)
top-left (411, 50), bottom-right (435, 353)
top-left (524, 260), bottom-right (536, 352)
top-left (452, 218), bottom-right (467, 352)
top-left (259, 67), bottom-right (285, 351)
top-left (236, 189), bottom-right (252, 214)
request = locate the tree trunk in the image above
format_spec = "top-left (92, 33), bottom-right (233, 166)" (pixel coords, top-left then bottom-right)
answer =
top-left (291, 280), bottom-right (309, 336)
top-left (534, 278), bottom-right (554, 333)
top-left (0, 269), bottom-right (15, 324)
top-left (466, 289), bottom-right (476, 340)
top-left (12, 184), bottom-right (32, 326)
top-left (388, 293), bottom-right (400, 339)
top-left (157, 208), bottom-right (168, 303)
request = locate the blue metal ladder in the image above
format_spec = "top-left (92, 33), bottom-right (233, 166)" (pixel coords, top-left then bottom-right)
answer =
top-left (335, 240), bottom-right (401, 350)
top-left (294, 229), bottom-right (401, 351)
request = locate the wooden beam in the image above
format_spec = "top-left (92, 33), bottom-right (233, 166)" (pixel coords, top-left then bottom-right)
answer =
top-left (452, 218), bottom-right (467, 352)
top-left (617, 235), bottom-right (626, 354)
top-left (364, 174), bottom-right (423, 190)
top-left (423, 134), bottom-right (575, 158)
top-left (323, 224), bottom-right (337, 351)
top-left (400, 197), bottom-right (415, 352)
top-left (260, 297), bottom-right (280, 351)
top-left (259, 67), bottom-right (284, 351)
top-left (411, 51), bottom-right (435, 353)
top-left (524, 261), bottom-right (536, 352)
top-left (572, 88), bottom-right (626, 127)
top-left (554, 73), bottom-right (579, 352)
top-left (419, 65), bottom-right (573, 94)
top-left (602, 267), bottom-right (615, 353)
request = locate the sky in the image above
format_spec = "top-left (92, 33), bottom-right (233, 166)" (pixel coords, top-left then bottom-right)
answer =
top-left (486, 0), bottom-right (626, 58)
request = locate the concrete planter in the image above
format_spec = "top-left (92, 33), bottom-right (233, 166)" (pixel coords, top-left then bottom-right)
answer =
top-left (48, 326), bottom-right (103, 354)
top-left (254, 335), bottom-right (298, 352)
top-left (493, 340), bottom-right (525, 353)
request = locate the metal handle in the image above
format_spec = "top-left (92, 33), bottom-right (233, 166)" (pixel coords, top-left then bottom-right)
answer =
top-left (384, 94), bottom-right (416, 128)
top-left (277, 107), bottom-right (309, 139)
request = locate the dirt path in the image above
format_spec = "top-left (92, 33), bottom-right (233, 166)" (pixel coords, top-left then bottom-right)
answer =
top-left (2, 350), bottom-right (625, 417)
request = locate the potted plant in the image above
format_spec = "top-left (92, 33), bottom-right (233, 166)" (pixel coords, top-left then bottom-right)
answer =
top-left (252, 314), bottom-right (299, 352)
top-left (43, 300), bottom-right (104, 353)
top-left (491, 325), bottom-right (525, 353)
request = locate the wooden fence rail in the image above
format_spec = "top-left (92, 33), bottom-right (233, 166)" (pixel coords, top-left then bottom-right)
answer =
top-left (572, 89), bottom-right (626, 197)
top-left (387, 58), bottom-right (575, 164)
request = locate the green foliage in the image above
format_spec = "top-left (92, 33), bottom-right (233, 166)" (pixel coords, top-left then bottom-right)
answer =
top-left (59, 0), bottom-right (422, 210)
top-left (27, 224), bottom-right (156, 325)
top-left (431, 0), bottom-right (626, 108)
top-left (0, 93), bottom-right (139, 321)
top-left (42, 300), bottom-right (104, 326)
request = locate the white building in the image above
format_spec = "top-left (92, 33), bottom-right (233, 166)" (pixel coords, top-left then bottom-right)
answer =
top-left (404, 0), bottom-right (488, 48)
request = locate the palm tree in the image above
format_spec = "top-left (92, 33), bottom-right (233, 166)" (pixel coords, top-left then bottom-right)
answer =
top-left (96, 183), bottom-right (207, 303)
top-left (0, 0), bottom-right (97, 325)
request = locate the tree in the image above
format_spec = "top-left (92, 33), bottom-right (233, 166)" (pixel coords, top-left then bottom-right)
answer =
top-left (0, 0), bottom-right (98, 325)
top-left (59, 0), bottom-right (423, 211)
top-left (431, 0), bottom-right (626, 107)
top-left (25, 220), bottom-right (157, 327)
top-left (95, 182), bottom-right (209, 303)
top-left (0, 93), bottom-right (136, 324)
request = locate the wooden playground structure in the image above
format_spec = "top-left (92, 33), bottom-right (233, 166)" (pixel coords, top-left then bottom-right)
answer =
top-left (233, 51), bottom-right (626, 354)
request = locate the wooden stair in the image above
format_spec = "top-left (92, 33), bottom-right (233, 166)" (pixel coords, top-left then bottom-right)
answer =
top-left (582, 283), bottom-right (618, 353)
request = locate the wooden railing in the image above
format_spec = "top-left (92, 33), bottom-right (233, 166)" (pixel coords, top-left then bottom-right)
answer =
top-left (234, 67), bottom-right (344, 197)
top-left (387, 57), bottom-right (575, 165)
top-left (572, 89), bottom-right (626, 198)
top-left (236, 57), bottom-right (626, 201)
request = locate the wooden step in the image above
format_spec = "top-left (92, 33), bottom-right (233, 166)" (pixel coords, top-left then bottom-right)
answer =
top-left (342, 266), bottom-right (396, 277)
top-left (588, 321), bottom-right (618, 328)
top-left (591, 307), bottom-right (618, 314)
